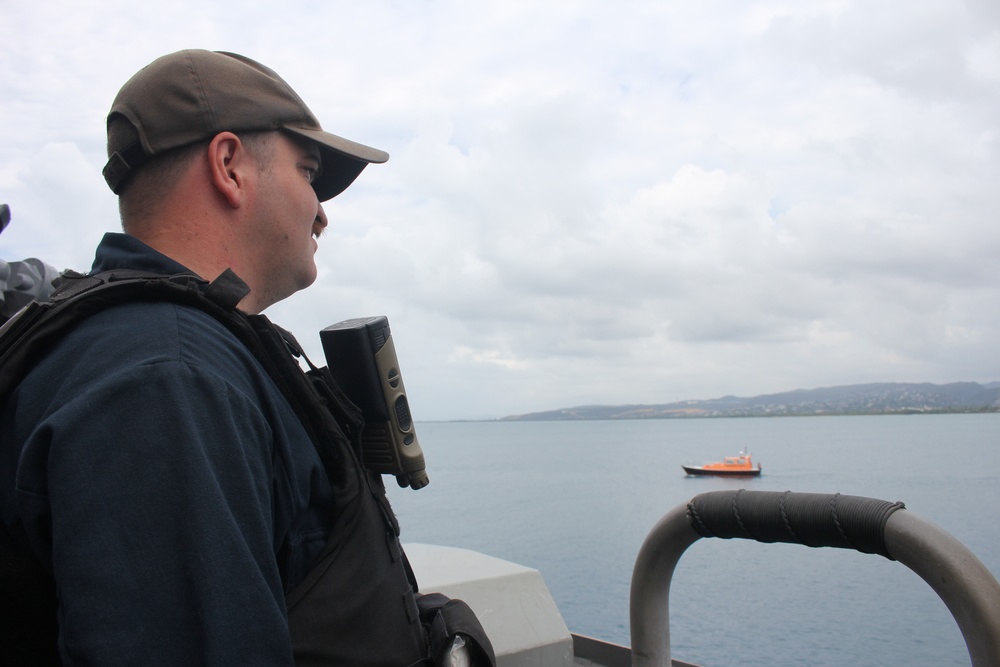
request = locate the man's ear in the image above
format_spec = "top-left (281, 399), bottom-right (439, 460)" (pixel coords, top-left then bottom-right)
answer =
top-left (207, 132), bottom-right (248, 208)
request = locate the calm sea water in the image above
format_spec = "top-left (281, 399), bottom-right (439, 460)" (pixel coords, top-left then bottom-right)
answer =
top-left (386, 414), bottom-right (1000, 667)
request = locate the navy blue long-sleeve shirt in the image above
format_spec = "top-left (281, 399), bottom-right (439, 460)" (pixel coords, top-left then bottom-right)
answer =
top-left (1, 233), bottom-right (336, 665)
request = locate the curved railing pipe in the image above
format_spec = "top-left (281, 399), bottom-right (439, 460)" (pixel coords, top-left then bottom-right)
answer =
top-left (630, 490), bottom-right (1000, 667)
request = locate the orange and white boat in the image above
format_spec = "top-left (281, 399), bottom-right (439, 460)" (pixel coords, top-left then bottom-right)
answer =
top-left (682, 448), bottom-right (761, 477)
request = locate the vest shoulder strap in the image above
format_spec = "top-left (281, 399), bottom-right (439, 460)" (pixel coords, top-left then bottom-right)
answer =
top-left (0, 268), bottom-right (245, 405)
top-left (0, 267), bottom-right (367, 480)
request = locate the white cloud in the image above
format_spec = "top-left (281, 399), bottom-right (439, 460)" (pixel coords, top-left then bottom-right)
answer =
top-left (2, 0), bottom-right (998, 419)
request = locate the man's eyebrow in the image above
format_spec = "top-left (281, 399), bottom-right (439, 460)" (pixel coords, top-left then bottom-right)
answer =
top-left (288, 134), bottom-right (321, 162)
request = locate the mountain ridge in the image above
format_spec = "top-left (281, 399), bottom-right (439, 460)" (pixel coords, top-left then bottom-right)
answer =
top-left (500, 381), bottom-right (1000, 421)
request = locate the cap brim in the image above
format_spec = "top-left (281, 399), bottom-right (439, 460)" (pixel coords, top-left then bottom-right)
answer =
top-left (283, 126), bottom-right (388, 202)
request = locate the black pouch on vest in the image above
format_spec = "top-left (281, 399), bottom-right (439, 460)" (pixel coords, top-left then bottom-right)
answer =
top-left (417, 593), bottom-right (497, 667)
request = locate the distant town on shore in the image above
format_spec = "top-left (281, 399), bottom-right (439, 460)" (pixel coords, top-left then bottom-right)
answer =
top-left (500, 381), bottom-right (1000, 421)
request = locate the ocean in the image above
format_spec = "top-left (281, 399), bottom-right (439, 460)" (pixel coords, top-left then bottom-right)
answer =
top-left (386, 413), bottom-right (1000, 667)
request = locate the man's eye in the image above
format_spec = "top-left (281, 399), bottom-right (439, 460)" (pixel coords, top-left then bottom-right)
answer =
top-left (302, 163), bottom-right (322, 183)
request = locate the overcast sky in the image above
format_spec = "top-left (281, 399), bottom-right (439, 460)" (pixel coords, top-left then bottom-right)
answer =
top-left (1, 0), bottom-right (998, 420)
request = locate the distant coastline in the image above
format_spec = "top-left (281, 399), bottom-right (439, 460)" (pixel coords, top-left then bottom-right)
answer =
top-left (499, 381), bottom-right (1000, 421)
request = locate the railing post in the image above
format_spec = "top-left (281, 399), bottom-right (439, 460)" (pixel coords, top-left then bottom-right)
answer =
top-left (629, 504), bottom-right (700, 667)
top-left (884, 511), bottom-right (1000, 666)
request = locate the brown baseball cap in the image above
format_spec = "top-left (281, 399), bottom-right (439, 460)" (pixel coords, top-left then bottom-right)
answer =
top-left (103, 49), bottom-right (388, 201)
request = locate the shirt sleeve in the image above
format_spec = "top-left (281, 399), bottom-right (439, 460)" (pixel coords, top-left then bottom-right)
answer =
top-left (16, 358), bottom-right (296, 666)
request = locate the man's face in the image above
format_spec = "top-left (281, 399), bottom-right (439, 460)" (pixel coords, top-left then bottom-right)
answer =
top-left (246, 133), bottom-right (328, 308)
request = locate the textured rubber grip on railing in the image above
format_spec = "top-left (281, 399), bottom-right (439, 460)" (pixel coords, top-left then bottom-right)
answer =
top-left (686, 490), bottom-right (906, 559)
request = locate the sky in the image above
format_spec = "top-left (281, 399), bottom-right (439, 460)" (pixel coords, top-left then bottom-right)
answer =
top-left (1, 0), bottom-right (998, 421)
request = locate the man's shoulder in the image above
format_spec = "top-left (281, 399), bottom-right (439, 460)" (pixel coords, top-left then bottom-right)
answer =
top-left (31, 298), bottom-right (259, 387)
top-left (1, 297), bottom-right (283, 448)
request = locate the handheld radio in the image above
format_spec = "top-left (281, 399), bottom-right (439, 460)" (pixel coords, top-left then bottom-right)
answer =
top-left (320, 316), bottom-right (429, 490)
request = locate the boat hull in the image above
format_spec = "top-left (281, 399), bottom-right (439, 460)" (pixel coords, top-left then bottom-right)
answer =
top-left (682, 465), bottom-right (761, 477)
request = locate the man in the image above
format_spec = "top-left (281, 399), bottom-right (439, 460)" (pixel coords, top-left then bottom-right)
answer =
top-left (0, 50), bottom-right (490, 666)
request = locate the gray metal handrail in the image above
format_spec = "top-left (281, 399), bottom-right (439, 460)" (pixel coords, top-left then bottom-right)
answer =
top-left (630, 490), bottom-right (1000, 667)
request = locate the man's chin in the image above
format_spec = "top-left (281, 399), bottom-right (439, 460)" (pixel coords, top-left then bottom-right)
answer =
top-left (301, 265), bottom-right (319, 290)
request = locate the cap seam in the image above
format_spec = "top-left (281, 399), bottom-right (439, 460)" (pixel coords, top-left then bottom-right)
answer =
top-left (185, 51), bottom-right (218, 135)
